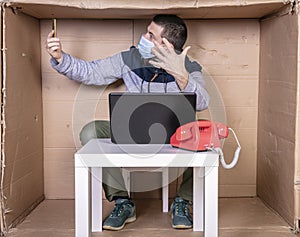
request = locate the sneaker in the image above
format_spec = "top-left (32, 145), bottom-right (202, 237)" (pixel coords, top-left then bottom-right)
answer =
top-left (103, 198), bottom-right (136, 230)
top-left (170, 197), bottom-right (193, 229)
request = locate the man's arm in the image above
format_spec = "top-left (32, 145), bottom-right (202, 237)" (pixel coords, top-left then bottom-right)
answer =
top-left (182, 70), bottom-right (210, 111)
top-left (46, 31), bottom-right (122, 85)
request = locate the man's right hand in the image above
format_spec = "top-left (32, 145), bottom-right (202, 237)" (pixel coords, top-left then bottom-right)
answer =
top-left (46, 30), bottom-right (63, 63)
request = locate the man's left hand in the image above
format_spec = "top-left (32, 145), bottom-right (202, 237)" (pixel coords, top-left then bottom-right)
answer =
top-left (149, 38), bottom-right (191, 90)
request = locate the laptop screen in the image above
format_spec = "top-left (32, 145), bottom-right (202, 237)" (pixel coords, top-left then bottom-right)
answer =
top-left (109, 92), bottom-right (196, 144)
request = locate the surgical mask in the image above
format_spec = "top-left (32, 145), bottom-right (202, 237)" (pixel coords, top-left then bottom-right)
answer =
top-left (138, 35), bottom-right (155, 59)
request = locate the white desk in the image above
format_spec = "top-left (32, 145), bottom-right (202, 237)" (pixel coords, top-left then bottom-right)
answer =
top-left (75, 138), bottom-right (219, 237)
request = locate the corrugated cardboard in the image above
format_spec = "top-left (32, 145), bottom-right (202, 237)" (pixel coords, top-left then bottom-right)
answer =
top-left (0, 5), bottom-right (4, 234)
top-left (5, 198), bottom-right (296, 237)
top-left (41, 18), bottom-right (259, 200)
top-left (294, 13), bottom-right (300, 227)
top-left (5, 0), bottom-right (286, 19)
top-left (257, 8), bottom-right (298, 226)
top-left (1, 6), bottom-right (44, 231)
top-left (0, 0), bottom-right (300, 234)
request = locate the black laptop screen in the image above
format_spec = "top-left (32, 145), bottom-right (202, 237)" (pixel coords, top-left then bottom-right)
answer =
top-left (109, 92), bottom-right (196, 144)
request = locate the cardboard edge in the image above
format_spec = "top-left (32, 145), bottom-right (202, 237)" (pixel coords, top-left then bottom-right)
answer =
top-left (2, 7), bottom-right (44, 233)
top-left (4, 0), bottom-right (288, 10)
top-left (2, 0), bottom-right (289, 20)
top-left (0, 3), bottom-right (7, 235)
top-left (293, 10), bottom-right (300, 235)
top-left (257, 7), bottom-right (299, 229)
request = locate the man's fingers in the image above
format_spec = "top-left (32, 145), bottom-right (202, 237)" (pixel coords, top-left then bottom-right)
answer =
top-left (47, 42), bottom-right (60, 48)
top-left (151, 47), bottom-right (166, 61)
top-left (49, 46), bottom-right (60, 52)
top-left (162, 38), bottom-right (173, 49)
top-left (148, 60), bottom-right (161, 68)
top-left (152, 42), bottom-right (173, 61)
top-left (46, 43), bottom-right (61, 52)
top-left (182, 46), bottom-right (191, 56)
top-left (47, 30), bottom-right (55, 39)
top-left (46, 38), bottom-right (61, 50)
top-left (47, 38), bottom-right (60, 44)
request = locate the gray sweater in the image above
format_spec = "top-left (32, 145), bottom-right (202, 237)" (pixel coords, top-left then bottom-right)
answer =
top-left (51, 46), bottom-right (210, 111)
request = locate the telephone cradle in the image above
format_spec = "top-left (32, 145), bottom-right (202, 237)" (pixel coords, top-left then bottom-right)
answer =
top-left (170, 120), bottom-right (241, 169)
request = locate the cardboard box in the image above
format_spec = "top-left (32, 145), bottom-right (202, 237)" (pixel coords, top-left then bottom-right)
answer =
top-left (0, 0), bottom-right (299, 234)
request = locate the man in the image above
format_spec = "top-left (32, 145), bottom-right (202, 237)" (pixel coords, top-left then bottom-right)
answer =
top-left (46, 14), bottom-right (210, 230)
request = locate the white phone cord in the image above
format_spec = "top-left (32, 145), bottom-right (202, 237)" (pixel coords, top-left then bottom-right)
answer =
top-left (212, 128), bottom-right (241, 169)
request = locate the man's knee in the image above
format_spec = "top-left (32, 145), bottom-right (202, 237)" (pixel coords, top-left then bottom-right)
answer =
top-left (79, 120), bottom-right (110, 145)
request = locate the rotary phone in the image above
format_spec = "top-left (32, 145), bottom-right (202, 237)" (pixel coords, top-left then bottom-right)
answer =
top-left (170, 120), bottom-right (241, 169)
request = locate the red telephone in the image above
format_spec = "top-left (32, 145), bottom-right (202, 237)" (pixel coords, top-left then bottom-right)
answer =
top-left (170, 120), bottom-right (229, 151)
top-left (170, 120), bottom-right (241, 169)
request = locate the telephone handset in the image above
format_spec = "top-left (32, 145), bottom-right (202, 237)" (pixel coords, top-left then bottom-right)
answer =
top-left (170, 120), bottom-right (241, 169)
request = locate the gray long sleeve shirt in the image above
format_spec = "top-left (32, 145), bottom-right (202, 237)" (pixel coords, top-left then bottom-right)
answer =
top-left (50, 46), bottom-right (210, 111)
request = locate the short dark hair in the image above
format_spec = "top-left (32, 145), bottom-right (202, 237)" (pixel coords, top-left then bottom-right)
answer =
top-left (152, 14), bottom-right (187, 52)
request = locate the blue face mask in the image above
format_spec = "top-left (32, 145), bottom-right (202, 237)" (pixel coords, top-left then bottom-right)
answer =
top-left (138, 35), bottom-right (155, 59)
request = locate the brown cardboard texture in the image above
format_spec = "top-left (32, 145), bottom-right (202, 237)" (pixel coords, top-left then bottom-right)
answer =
top-left (41, 18), bottom-right (259, 200)
top-left (5, 199), bottom-right (296, 237)
top-left (296, 15), bottom-right (300, 225)
top-left (258, 9), bottom-right (299, 227)
top-left (1, 5), bottom-right (44, 232)
top-left (0, 0), bottom-right (300, 234)
top-left (6, 0), bottom-right (287, 19)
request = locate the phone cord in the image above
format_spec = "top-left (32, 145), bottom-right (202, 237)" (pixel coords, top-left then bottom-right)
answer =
top-left (213, 128), bottom-right (241, 169)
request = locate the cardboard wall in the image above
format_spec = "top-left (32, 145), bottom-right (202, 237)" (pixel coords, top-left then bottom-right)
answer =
top-left (257, 13), bottom-right (298, 226)
top-left (41, 19), bottom-right (130, 199)
top-left (295, 15), bottom-right (300, 224)
top-left (6, 0), bottom-right (285, 19)
top-left (3, 9), bottom-right (44, 226)
top-left (0, 7), bottom-right (3, 232)
top-left (41, 18), bottom-right (259, 199)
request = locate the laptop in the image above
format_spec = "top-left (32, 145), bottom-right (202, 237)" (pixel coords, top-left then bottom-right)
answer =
top-left (109, 92), bottom-right (196, 144)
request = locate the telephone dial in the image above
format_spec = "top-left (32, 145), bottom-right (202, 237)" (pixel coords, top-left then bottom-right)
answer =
top-left (170, 120), bottom-right (241, 169)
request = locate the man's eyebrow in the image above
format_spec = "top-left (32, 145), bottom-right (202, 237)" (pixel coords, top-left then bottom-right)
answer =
top-left (149, 31), bottom-right (155, 38)
top-left (147, 27), bottom-right (155, 39)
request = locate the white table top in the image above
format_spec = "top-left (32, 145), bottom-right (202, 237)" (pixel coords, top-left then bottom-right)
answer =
top-left (75, 139), bottom-right (219, 168)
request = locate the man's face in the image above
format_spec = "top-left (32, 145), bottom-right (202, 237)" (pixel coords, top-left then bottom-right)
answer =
top-left (144, 21), bottom-right (164, 45)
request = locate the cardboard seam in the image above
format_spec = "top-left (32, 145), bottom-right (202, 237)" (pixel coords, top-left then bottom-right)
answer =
top-left (260, 2), bottom-right (297, 21)
top-left (7, 195), bottom-right (44, 230)
top-left (292, 185), bottom-right (300, 233)
top-left (293, 5), bottom-right (300, 233)
top-left (0, 3), bottom-right (7, 237)
top-left (282, 0), bottom-right (299, 14)
top-left (287, 0), bottom-right (300, 14)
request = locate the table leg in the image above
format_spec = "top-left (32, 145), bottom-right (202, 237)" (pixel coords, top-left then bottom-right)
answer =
top-left (91, 167), bottom-right (102, 232)
top-left (75, 167), bottom-right (91, 237)
top-left (193, 167), bottom-right (204, 231)
top-left (122, 169), bottom-right (131, 197)
top-left (204, 166), bottom-right (218, 237)
top-left (162, 168), bottom-right (169, 212)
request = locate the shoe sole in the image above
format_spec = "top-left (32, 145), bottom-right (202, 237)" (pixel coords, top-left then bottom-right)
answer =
top-left (103, 215), bottom-right (137, 231)
top-left (172, 224), bottom-right (192, 229)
